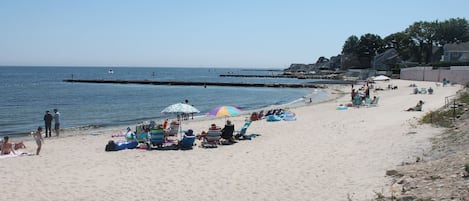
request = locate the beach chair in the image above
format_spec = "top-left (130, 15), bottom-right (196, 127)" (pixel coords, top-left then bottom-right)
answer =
top-left (201, 129), bottom-right (221, 148)
top-left (134, 126), bottom-right (147, 144)
top-left (164, 123), bottom-right (180, 140)
top-left (353, 95), bottom-right (362, 107)
top-left (364, 97), bottom-right (372, 107)
top-left (235, 121), bottom-right (253, 140)
top-left (148, 128), bottom-right (165, 149)
top-left (420, 88), bottom-right (427, 94)
top-left (369, 96), bottom-right (380, 107)
top-left (428, 87), bottom-right (434, 94)
top-left (178, 135), bottom-right (196, 150)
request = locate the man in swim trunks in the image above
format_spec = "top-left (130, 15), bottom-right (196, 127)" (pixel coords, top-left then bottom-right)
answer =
top-left (1, 136), bottom-right (16, 155)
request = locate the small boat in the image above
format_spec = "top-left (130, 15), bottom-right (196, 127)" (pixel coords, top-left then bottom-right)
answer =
top-left (108, 69), bottom-right (114, 74)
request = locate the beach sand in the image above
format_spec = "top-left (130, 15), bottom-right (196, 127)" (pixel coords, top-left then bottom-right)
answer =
top-left (0, 79), bottom-right (462, 201)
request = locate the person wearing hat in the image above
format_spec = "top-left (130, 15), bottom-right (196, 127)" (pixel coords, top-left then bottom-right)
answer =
top-left (125, 127), bottom-right (135, 141)
top-left (43, 110), bottom-right (53, 138)
top-left (184, 129), bottom-right (194, 136)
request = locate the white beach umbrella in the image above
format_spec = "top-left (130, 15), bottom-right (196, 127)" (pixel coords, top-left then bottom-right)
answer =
top-left (373, 75), bottom-right (391, 81)
top-left (161, 103), bottom-right (200, 114)
top-left (161, 103), bottom-right (200, 139)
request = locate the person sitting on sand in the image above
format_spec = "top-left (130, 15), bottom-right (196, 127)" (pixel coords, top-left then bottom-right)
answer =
top-left (1, 136), bottom-right (17, 155)
top-left (221, 120), bottom-right (236, 143)
top-left (196, 131), bottom-right (207, 141)
top-left (406, 100), bottom-right (424, 111)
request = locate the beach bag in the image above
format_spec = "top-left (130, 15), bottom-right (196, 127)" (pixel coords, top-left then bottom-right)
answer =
top-left (105, 140), bottom-right (116, 152)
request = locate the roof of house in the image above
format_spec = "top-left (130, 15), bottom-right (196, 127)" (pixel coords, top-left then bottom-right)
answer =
top-left (444, 42), bottom-right (469, 52)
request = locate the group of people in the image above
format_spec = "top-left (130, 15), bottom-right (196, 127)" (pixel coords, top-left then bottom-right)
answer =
top-left (196, 120), bottom-right (237, 144)
top-left (43, 109), bottom-right (60, 138)
top-left (1, 108), bottom-right (60, 156)
top-left (351, 84), bottom-right (371, 105)
top-left (1, 126), bottom-right (44, 156)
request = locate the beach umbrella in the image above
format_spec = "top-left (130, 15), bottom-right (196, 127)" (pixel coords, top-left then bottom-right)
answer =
top-left (207, 105), bottom-right (243, 117)
top-left (161, 103), bottom-right (200, 114)
top-left (161, 103), bottom-right (200, 138)
top-left (373, 75), bottom-right (391, 81)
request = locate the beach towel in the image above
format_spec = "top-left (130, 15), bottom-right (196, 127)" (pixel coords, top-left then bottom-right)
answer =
top-left (0, 151), bottom-right (34, 159)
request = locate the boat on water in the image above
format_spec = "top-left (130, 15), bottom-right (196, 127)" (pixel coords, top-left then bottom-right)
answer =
top-left (108, 69), bottom-right (114, 74)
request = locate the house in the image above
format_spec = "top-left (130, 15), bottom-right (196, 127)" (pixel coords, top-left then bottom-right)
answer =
top-left (443, 42), bottom-right (469, 62)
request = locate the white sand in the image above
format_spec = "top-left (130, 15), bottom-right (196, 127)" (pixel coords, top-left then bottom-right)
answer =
top-left (0, 80), bottom-right (461, 201)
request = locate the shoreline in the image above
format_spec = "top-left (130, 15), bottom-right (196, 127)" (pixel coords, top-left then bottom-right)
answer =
top-left (7, 85), bottom-right (339, 140)
top-left (1, 79), bottom-right (462, 201)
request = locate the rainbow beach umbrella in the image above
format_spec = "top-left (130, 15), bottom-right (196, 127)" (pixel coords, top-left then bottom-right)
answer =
top-left (207, 106), bottom-right (243, 117)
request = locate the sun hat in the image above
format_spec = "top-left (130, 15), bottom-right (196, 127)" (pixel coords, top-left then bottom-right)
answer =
top-left (185, 129), bottom-right (194, 136)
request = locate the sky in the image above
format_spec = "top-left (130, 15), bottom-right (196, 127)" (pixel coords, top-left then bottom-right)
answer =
top-left (1, 0), bottom-right (469, 68)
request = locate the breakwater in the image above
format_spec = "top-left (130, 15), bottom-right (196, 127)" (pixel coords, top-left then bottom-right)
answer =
top-left (219, 74), bottom-right (342, 79)
top-left (63, 79), bottom-right (329, 88)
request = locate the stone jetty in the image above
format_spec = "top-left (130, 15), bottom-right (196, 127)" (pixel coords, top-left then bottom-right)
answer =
top-left (63, 79), bottom-right (332, 88)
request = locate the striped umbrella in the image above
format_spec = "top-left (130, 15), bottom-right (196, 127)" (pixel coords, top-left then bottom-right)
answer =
top-left (207, 106), bottom-right (243, 117)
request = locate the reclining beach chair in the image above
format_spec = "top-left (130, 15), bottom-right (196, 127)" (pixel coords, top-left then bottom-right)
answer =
top-left (235, 121), bottom-right (252, 140)
top-left (201, 129), bottom-right (221, 148)
top-left (147, 128), bottom-right (165, 149)
top-left (178, 135), bottom-right (196, 150)
top-left (135, 124), bottom-right (150, 144)
top-left (420, 88), bottom-right (427, 94)
top-left (369, 96), bottom-right (380, 107)
top-left (353, 95), bottom-right (362, 107)
top-left (165, 123), bottom-right (179, 140)
top-left (364, 97), bottom-right (372, 107)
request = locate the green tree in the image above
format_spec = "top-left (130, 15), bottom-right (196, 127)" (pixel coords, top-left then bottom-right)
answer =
top-left (342, 35), bottom-right (360, 54)
top-left (405, 21), bottom-right (439, 64)
top-left (383, 32), bottom-right (413, 61)
top-left (437, 18), bottom-right (469, 45)
top-left (357, 33), bottom-right (384, 68)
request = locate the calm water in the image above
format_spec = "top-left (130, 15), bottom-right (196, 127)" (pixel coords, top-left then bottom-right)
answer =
top-left (0, 66), bottom-right (330, 138)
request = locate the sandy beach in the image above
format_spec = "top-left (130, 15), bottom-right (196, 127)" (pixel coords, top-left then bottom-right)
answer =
top-left (0, 79), bottom-right (462, 201)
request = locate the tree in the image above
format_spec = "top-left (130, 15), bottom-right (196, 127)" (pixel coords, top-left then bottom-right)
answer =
top-left (383, 32), bottom-right (413, 61)
top-left (342, 35), bottom-right (359, 54)
top-left (405, 21), bottom-right (439, 64)
top-left (437, 18), bottom-right (469, 45)
top-left (356, 34), bottom-right (384, 68)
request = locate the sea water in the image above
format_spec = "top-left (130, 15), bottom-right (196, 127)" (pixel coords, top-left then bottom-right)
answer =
top-left (0, 66), bottom-right (330, 137)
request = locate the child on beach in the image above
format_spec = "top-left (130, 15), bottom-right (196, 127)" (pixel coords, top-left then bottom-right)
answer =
top-left (33, 126), bottom-right (44, 155)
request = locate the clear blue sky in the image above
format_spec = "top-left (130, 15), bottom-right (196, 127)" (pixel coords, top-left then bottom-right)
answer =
top-left (1, 0), bottom-right (468, 68)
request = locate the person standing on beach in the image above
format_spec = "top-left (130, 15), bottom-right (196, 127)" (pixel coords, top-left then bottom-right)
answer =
top-left (33, 126), bottom-right (44, 155)
top-left (53, 109), bottom-right (60, 137)
top-left (43, 110), bottom-right (53, 138)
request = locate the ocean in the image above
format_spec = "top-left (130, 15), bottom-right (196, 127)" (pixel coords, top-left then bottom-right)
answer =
top-left (0, 66), bottom-right (330, 138)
